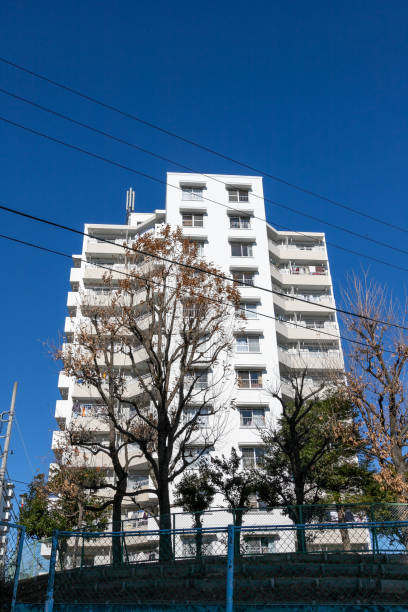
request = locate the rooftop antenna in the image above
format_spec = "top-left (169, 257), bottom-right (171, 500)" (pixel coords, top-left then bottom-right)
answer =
top-left (126, 187), bottom-right (135, 223)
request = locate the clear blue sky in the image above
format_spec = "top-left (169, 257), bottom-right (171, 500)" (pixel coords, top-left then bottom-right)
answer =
top-left (0, 0), bottom-right (407, 501)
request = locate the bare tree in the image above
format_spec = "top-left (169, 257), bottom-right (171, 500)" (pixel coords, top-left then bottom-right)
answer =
top-left (57, 226), bottom-right (240, 559)
top-left (341, 272), bottom-right (408, 501)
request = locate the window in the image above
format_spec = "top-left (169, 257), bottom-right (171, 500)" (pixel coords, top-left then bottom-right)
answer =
top-left (185, 371), bottom-right (209, 391)
top-left (183, 303), bottom-right (199, 318)
top-left (182, 187), bottom-right (203, 201)
top-left (237, 370), bottom-right (263, 389)
top-left (243, 537), bottom-right (276, 555)
top-left (184, 407), bottom-right (209, 427)
top-left (185, 446), bottom-right (211, 465)
top-left (182, 213), bottom-right (204, 227)
top-left (127, 509), bottom-right (148, 528)
top-left (232, 271), bottom-right (256, 287)
top-left (231, 243), bottom-right (253, 257)
top-left (127, 473), bottom-right (149, 490)
top-left (230, 215), bottom-right (251, 229)
top-left (191, 241), bottom-right (204, 256)
top-left (182, 537), bottom-right (213, 557)
top-left (228, 188), bottom-right (249, 203)
top-left (127, 442), bottom-right (140, 454)
top-left (303, 318), bottom-right (326, 329)
top-left (241, 446), bottom-right (264, 468)
top-left (299, 342), bottom-right (326, 353)
top-left (240, 408), bottom-right (265, 427)
top-left (236, 335), bottom-right (260, 353)
top-left (237, 303), bottom-right (258, 319)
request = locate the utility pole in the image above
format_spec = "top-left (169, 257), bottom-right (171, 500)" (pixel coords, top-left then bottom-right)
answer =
top-left (0, 381), bottom-right (18, 506)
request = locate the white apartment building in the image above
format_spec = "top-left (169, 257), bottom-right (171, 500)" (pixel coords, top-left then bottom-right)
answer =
top-left (51, 173), bottom-right (345, 559)
top-left (0, 481), bottom-right (15, 569)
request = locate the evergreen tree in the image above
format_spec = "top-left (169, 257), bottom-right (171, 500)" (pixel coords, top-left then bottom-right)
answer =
top-left (174, 470), bottom-right (216, 557)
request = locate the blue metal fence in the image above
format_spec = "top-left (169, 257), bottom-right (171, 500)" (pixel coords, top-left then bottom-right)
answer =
top-left (0, 519), bottom-right (25, 612)
top-left (37, 520), bottom-right (408, 611)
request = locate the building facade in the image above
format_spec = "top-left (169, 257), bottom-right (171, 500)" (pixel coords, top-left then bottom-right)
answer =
top-left (51, 173), bottom-right (344, 558)
top-left (0, 481), bottom-right (15, 569)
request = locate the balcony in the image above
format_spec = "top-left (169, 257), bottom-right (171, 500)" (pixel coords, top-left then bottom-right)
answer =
top-left (57, 371), bottom-right (70, 397)
top-left (70, 268), bottom-right (82, 285)
top-left (275, 319), bottom-right (338, 340)
top-left (273, 292), bottom-right (333, 314)
top-left (55, 400), bottom-right (71, 428)
top-left (279, 376), bottom-right (338, 398)
top-left (71, 375), bottom-right (150, 400)
top-left (278, 348), bottom-right (343, 370)
top-left (268, 240), bottom-right (326, 261)
top-left (83, 265), bottom-right (130, 282)
top-left (51, 430), bottom-right (66, 452)
top-left (68, 314), bottom-right (151, 337)
top-left (85, 240), bottom-right (126, 256)
top-left (81, 288), bottom-right (146, 308)
top-left (94, 348), bottom-right (148, 368)
top-left (271, 264), bottom-right (331, 286)
top-left (122, 515), bottom-right (158, 532)
top-left (67, 292), bottom-right (79, 309)
top-left (64, 317), bottom-right (76, 336)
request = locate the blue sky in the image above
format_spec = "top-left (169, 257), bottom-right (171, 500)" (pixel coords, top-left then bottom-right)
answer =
top-left (0, 0), bottom-right (407, 502)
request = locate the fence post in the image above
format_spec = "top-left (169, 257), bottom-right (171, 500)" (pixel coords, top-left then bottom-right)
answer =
top-left (298, 505), bottom-right (306, 553)
top-left (226, 525), bottom-right (234, 612)
top-left (172, 513), bottom-right (176, 558)
top-left (81, 531), bottom-right (85, 568)
top-left (44, 530), bottom-right (59, 612)
top-left (11, 525), bottom-right (25, 612)
top-left (369, 506), bottom-right (379, 554)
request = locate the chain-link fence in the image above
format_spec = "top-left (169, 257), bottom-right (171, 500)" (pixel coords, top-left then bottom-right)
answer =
top-left (229, 521), bottom-right (408, 608)
top-left (44, 526), bottom-right (229, 608)
top-left (154, 501), bottom-right (408, 532)
top-left (0, 520), bottom-right (25, 612)
top-left (8, 507), bottom-right (408, 609)
top-left (24, 519), bottom-right (407, 610)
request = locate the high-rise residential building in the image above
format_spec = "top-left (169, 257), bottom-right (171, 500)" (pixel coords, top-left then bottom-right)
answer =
top-left (52, 173), bottom-right (344, 557)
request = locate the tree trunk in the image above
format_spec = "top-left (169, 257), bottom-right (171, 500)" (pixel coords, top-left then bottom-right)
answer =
top-left (72, 503), bottom-right (84, 568)
top-left (111, 493), bottom-right (123, 566)
top-left (234, 509), bottom-right (244, 558)
top-left (337, 505), bottom-right (351, 551)
top-left (158, 478), bottom-right (173, 562)
top-left (289, 503), bottom-right (306, 553)
top-left (194, 513), bottom-right (203, 558)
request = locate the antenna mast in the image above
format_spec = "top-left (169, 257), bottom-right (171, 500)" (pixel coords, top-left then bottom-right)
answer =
top-left (126, 187), bottom-right (135, 223)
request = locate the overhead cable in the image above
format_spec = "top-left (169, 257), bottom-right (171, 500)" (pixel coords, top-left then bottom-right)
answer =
top-left (0, 230), bottom-right (402, 352)
top-left (0, 110), bottom-right (407, 265)
top-left (0, 55), bottom-right (406, 234)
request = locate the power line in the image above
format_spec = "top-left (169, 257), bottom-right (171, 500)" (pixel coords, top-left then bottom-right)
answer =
top-left (0, 101), bottom-right (407, 268)
top-left (0, 202), bottom-right (407, 333)
top-left (0, 55), bottom-right (406, 235)
top-left (0, 230), bottom-right (401, 353)
top-left (0, 195), bottom-right (407, 332)
top-left (14, 416), bottom-right (35, 475)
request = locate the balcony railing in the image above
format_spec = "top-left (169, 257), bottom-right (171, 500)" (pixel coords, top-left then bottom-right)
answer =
top-left (278, 348), bottom-right (340, 358)
top-left (269, 239), bottom-right (325, 251)
top-left (72, 403), bottom-right (108, 418)
top-left (276, 267), bottom-right (328, 276)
